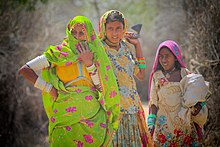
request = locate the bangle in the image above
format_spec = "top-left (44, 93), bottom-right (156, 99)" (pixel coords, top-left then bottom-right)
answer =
top-left (86, 63), bottom-right (96, 72)
top-left (147, 114), bottom-right (156, 126)
top-left (137, 57), bottom-right (145, 60)
top-left (34, 77), bottom-right (47, 91)
top-left (86, 63), bottom-right (100, 86)
top-left (199, 102), bottom-right (206, 107)
top-left (26, 55), bottom-right (50, 71)
top-left (148, 114), bottom-right (156, 118)
top-left (137, 57), bottom-right (146, 69)
top-left (138, 64), bottom-right (146, 69)
top-left (44, 83), bottom-right (53, 93)
top-left (34, 77), bottom-right (52, 93)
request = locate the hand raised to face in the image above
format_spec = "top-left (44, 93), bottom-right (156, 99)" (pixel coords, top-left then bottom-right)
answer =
top-left (76, 42), bottom-right (94, 67)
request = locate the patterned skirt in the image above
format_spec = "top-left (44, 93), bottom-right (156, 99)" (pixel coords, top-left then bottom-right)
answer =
top-left (112, 112), bottom-right (151, 147)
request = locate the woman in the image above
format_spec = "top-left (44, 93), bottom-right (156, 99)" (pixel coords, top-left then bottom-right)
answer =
top-left (19, 16), bottom-right (120, 147)
top-left (148, 40), bottom-right (209, 146)
top-left (99, 10), bottom-right (153, 147)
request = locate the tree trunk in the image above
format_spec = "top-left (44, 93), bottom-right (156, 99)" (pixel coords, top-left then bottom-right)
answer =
top-left (182, 0), bottom-right (220, 145)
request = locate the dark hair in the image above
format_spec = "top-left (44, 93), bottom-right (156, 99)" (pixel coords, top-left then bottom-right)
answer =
top-left (106, 11), bottom-right (125, 27)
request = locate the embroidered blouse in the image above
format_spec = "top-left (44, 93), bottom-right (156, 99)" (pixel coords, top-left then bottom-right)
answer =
top-left (149, 68), bottom-right (200, 146)
top-left (103, 41), bottom-right (140, 114)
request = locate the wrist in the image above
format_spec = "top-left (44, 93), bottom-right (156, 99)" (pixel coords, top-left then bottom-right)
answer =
top-left (147, 113), bottom-right (156, 126)
top-left (137, 57), bottom-right (146, 69)
top-left (85, 61), bottom-right (93, 67)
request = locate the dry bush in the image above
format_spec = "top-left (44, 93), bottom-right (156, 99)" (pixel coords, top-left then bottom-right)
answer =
top-left (0, 1), bottom-right (49, 146)
top-left (183, 0), bottom-right (220, 145)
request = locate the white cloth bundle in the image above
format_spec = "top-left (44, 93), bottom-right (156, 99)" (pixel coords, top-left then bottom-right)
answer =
top-left (178, 73), bottom-right (209, 127)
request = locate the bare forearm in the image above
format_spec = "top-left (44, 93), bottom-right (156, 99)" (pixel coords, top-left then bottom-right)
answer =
top-left (19, 65), bottom-right (38, 85)
top-left (149, 104), bottom-right (158, 115)
top-left (134, 42), bottom-right (146, 80)
top-left (134, 43), bottom-right (143, 58)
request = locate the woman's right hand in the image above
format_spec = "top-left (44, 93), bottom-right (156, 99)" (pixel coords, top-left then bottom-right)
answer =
top-left (148, 125), bottom-right (155, 137)
top-left (76, 42), bottom-right (94, 67)
top-left (49, 86), bottom-right (58, 101)
top-left (191, 102), bottom-right (202, 116)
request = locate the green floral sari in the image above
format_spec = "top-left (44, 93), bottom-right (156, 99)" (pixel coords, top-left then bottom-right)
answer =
top-left (41, 16), bottom-right (120, 147)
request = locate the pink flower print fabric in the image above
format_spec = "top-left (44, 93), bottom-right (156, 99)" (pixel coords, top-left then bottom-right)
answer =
top-left (106, 65), bottom-right (110, 70)
top-left (90, 35), bottom-right (96, 41)
top-left (83, 134), bottom-right (93, 144)
top-left (60, 52), bottom-right (68, 57)
top-left (110, 90), bottom-right (117, 98)
top-left (65, 61), bottom-right (72, 66)
top-left (100, 123), bottom-right (106, 128)
top-left (77, 141), bottom-right (83, 147)
top-left (56, 45), bottom-right (62, 50)
top-left (85, 120), bottom-right (94, 128)
top-left (99, 99), bottom-right (104, 105)
top-left (50, 116), bottom-right (55, 123)
top-left (66, 106), bottom-right (77, 113)
top-left (85, 95), bottom-right (93, 101)
top-left (105, 75), bottom-right (108, 81)
top-left (65, 126), bottom-right (71, 131)
top-left (54, 109), bottom-right (58, 113)
top-left (75, 88), bottom-right (82, 93)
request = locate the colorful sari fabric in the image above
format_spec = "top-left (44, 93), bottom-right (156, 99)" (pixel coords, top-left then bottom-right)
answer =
top-left (41, 16), bottom-right (120, 147)
top-left (99, 10), bottom-right (153, 147)
top-left (149, 69), bottom-right (201, 146)
top-left (148, 40), bottom-right (208, 146)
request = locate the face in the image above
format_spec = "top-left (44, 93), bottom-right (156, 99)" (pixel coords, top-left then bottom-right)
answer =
top-left (105, 21), bottom-right (124, 44)
top-left (71, 23), bottom-right (85, 41)
top-left (158, 47), bottom-right (176, 71)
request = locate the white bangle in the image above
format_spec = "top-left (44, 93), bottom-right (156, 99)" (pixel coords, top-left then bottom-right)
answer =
top-left (44, 83), bottom-right (53, 93)
top-left (86, 63), bottom-right (96, 72)
top-left (86, 63), bottom-right (100, 85)
top-left (34, 77), bottom-right (46, 91)
top-left (26, 55), bottom-right (50, 71)
top-left (34, 77), bottom-right (52, 93)
top-left (91, 74), bottom-right (100, 85)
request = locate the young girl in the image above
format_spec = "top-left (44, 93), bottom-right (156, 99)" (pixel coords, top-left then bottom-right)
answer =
top-left (148, 40), bottom-right (209, 146)
top-left (99, 10), bottom-right (153, 147)
top-left (19, 16), bottom-right (120, 147)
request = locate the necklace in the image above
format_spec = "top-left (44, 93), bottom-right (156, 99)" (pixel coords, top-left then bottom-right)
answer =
top-left (164, 67), bottom-right (176, 79)
top-left (104, 38), bottom-right (120, 48)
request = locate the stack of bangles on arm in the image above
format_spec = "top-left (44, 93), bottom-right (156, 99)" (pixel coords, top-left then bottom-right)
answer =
top-left (147, 114), bottom-right (156, 127)
top-left (137, 57), bottom-right (146, 69)
top-left (26, 55), bottom-right (53, 93)
top-left (86, 63), bottom-right (101, 90)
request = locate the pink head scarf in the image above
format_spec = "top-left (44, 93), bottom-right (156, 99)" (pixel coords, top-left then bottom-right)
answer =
top-left (148, 40), bottom-right (186, 102)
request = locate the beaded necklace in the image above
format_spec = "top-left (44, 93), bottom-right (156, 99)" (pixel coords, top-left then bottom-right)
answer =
top-left (164, 67), bottom-right (176, 79)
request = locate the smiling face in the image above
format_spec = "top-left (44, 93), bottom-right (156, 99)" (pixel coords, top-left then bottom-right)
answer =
top-left (71, 23), bottom-right (86, 41)
top-left (105, 21), bottom-right (124, 45)
top-left (158, 47), bottom-right (176, 71)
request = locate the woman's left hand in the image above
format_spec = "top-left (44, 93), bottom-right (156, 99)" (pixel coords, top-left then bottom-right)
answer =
top-left (76, 42), bottom-right (94, 67)
top-left (124, 32), bottom-right (140, 46)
